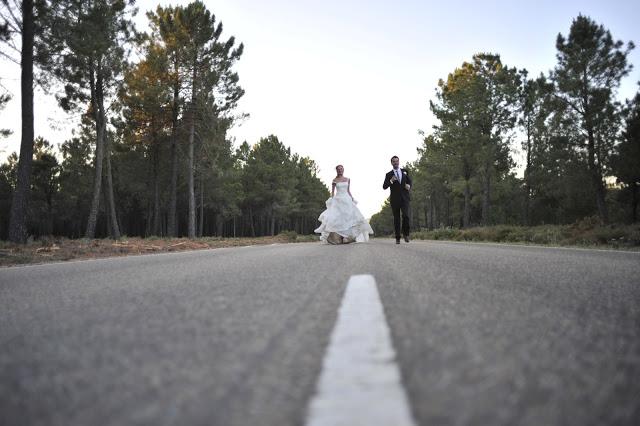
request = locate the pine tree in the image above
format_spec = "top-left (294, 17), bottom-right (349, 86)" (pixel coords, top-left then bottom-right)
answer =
top-left (45, 0), bottom-right (136, 238)
top-left (553, 15), bottom-right (635, 223)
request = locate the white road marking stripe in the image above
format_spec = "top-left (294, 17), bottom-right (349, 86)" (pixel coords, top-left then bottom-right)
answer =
top-left (305, 274), bottom-right (416, 426)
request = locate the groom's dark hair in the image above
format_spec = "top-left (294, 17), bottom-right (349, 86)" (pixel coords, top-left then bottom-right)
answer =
top-left (390, 155), bottom-right (399, 162)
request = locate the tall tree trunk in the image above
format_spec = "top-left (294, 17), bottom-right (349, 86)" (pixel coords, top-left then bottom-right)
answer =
top-left (104, 135), bottom-right (120, 239)
top-left (594, 176), bottom-right (608, 223)
top-left (424, 205), bottom-right (429, 230)
top-left (187, 116), bottom-right (196, 238)
top-left (45, 185), bottom-right (53, 235)
top-left (260, 214), bottom-right (265, 236)
top-left (102, 177), bottom-right (111, 237)
top-left (152, 139), bottom-right (160, 236)
top-left (462, 157), bottom-right (472, 228)
top-left (144, 146), bottom-right (153, 237)
top-left (198, 172), bottom-right (204, 237)
top-left (445, 193), bottom-right (451, 227)
top-left (8, 0), bottom-right (34, 243)
top-left (524, 128), bottom-right (532, 226)
top-left (216, 213), bottom-right (223, 236)
top-left (631, 184), bottom-right (638, 223)
top-left (481, 162), bottom-right (491, 226)
top-left (270, 205), bottom-right (275, 236)
top-left (436, 192), bottom-right (440, 228)
top-left (426, 199), bottom-right (431, 230)
top-left (75, 198), bottom-right (82, 238)
top-left (85, 61), bottom-right (106, 239)
top-left (587, 126), bottom-right (609, 223)
top-left (145, 201), bottom-right (152, 236)
top-left (463, 179), bottom-right (471, 228)
top-left (167, 68), bottom-right (180, 237)
top-left (187, 62), bottom-right (197, 239)
top-left (248, 206), bottom-right (255, 237)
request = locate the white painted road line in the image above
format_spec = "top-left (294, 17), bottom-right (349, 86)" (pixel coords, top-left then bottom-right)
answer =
top-left (305, 274), bottom-right (416, 426)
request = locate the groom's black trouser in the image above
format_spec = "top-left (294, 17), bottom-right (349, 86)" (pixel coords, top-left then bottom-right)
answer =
top-left (391, 200), bottom-right (410, 238)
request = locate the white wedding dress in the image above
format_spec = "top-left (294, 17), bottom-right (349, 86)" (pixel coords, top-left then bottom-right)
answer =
top-left (315, 181), bottom-right (374, 243)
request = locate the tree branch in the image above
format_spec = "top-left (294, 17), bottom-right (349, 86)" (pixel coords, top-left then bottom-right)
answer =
top-left (0, 48), bottom-right (18, 63)
top-left (3, 0), bottom-right (21, 30)
top-left (0, 9), bottom-right (20, 33)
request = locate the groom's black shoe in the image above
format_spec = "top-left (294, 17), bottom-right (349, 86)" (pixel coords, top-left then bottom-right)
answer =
top-left (396, 238), bottom-right (400, 244)
top-left (404, 235), bottom-right (410, 243)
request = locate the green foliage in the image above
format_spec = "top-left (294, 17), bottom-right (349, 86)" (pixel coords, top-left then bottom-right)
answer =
top-left (553, 14), bottom-right (635, 223)
top-left (611, 88), bottom-right (640, 222)
top-left (374, 15), bottom-right (638, 232)
top-left (28, 137), bottom-right (60, 235)
top-left (240, 135), bottom-right (328, 236)
top-left (53, 130), bottom-right (94, 237)
top-left (45, 0), bottom-right (137, 111)
top-left (0, 1), bottom-right (329, 240)
top-left (279, 230), bottom-right (298, 241)
top-left (0, 153), bottom-right (16, 239)
top-left (0, 128), bottom-right (329, 239)
top-left (3, 11), bottom-right (639, 241)
top-left (369, 199), bottom-right (394, 235)
top-left (427, 53), bottom-right (521, 227)
top-left (144, 1), bottom-right (245, 238)
top-left (410, 221), bottom-right (640, 248)
top-left (0, 138), bottom-right (62, 238)
top-left (0, 91), bottom-right (11, 138)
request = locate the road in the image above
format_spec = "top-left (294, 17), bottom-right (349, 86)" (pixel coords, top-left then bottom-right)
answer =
top-left (1, 240), bottom-right (639, 425)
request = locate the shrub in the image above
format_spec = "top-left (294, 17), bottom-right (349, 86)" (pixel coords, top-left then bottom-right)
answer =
top-left (279, 230), bottom-right (298, 242)
top-left (409, 222), bottom-right (639, 249)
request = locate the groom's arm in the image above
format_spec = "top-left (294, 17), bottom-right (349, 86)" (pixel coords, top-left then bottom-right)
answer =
top-left (405, 171), bottom-right (412, 188)
top-left (383, 173), bottom-right (391, 189)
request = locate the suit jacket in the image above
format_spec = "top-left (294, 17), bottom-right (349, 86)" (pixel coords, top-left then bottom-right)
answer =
top-left (383, 168), bottom-right (412, 206)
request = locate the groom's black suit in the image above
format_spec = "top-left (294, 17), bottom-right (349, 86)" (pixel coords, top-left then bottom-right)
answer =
top-left (383, 168), bottom-right (412, 239)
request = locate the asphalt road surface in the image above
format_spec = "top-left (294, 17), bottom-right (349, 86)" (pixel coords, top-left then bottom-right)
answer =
top-left (1, 240), bottom-right (639, 426)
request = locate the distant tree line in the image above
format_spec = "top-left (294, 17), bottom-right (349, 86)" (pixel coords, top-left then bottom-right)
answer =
top-left (371, 15), bottom-right (639, 234)
top-left (0, 132), bottom-right (328, 239)
top-left (2, 7), bottom-right (638, 241)
top-left (0, 1), bottom-right (328, 240)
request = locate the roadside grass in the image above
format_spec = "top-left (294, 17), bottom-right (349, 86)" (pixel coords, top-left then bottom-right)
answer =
top-left (3, 220), bottom-right (638, 267)
top-left (0, 231), bottom-right (319, 267)
top-left (409, 219), bottom-right (640, 250)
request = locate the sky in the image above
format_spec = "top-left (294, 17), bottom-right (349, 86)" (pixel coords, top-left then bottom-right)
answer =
top-left (1, 0), bottom-right (639, 218)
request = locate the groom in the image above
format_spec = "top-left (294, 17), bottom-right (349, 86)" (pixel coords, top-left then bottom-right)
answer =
top-left (383, 155), bottom-right (412, 244)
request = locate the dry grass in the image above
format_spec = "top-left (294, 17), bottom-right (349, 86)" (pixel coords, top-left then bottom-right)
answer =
top-left (0, 233), bottom-right (318, 267)
top-left (410, 219), bottom-right (640, 250)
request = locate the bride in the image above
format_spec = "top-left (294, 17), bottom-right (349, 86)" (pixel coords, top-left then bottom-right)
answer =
top-left (315, 165), bottom-right (374, 244)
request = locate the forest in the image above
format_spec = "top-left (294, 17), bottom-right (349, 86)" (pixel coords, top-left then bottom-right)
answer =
top-left (371, 16), bottom-right (639, 235)
top-left (0, 1), bottom-right (329, 242)
top-left (1, 2), bottom-right (638, 242)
